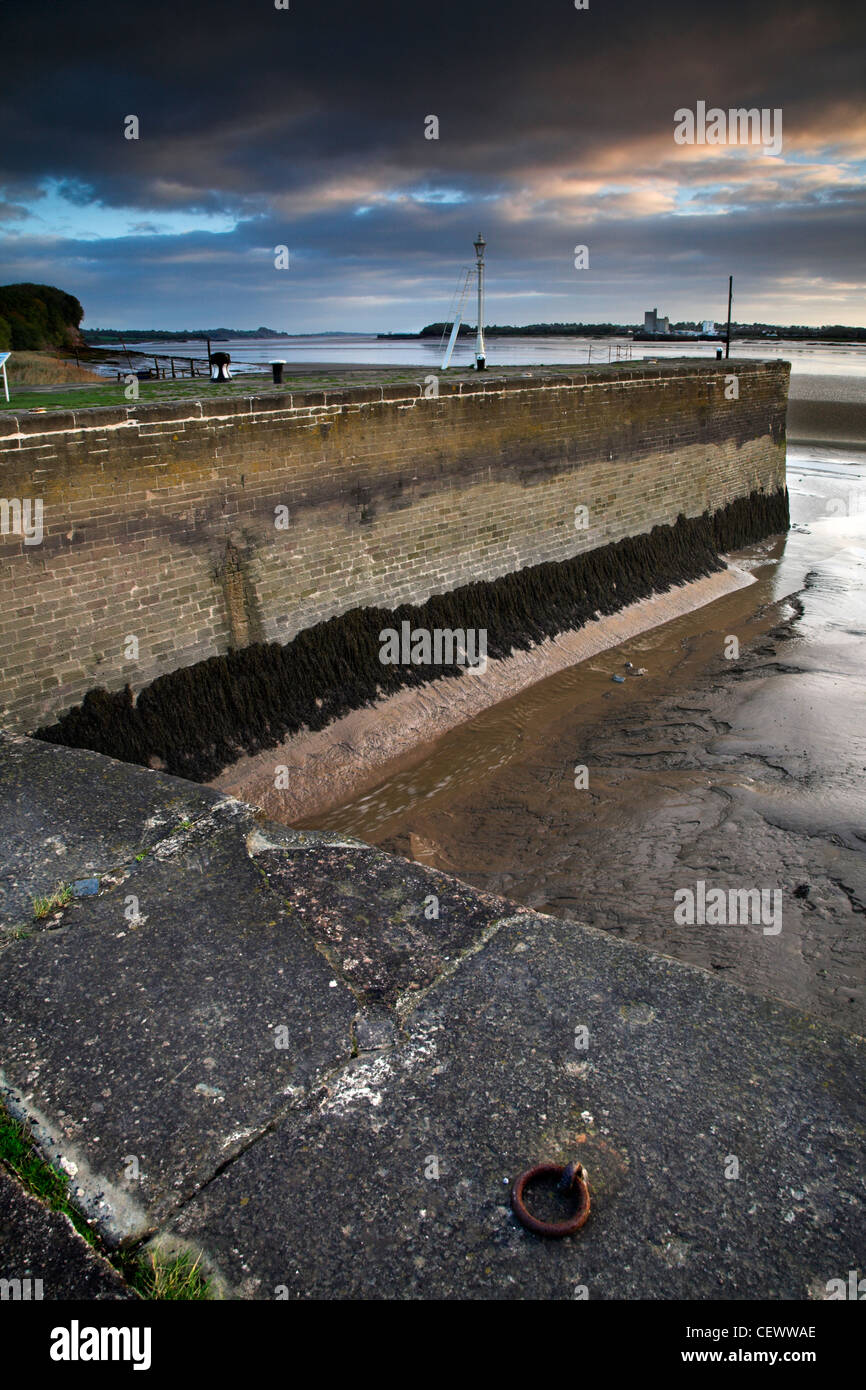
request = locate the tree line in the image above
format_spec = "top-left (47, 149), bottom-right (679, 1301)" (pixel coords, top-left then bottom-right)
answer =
top-left (0, 283), bottom-right (84, 351)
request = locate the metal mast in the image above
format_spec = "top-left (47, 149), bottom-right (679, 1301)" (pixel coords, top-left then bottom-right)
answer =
top-left (473, 233), bottom-right (486, 370)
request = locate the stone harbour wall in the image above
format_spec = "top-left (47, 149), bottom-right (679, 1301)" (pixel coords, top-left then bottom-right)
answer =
top-left (0, 360), bottom-right (789, 733)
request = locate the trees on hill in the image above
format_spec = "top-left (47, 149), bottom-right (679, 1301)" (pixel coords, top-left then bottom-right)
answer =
top-left (0, 284), bottom-right (84, 351)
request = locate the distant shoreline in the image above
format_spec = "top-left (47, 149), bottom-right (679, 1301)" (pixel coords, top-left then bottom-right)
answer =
top-left (77, 326), bottom-right (866, 346)
top-left (81, 330), bottom-right (361, 345)
top-left (378, 327), bottom-right (866, 343)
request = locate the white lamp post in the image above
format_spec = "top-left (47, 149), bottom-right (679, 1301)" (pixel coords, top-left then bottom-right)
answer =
top-left (473, 233), bottom-right (486, 370)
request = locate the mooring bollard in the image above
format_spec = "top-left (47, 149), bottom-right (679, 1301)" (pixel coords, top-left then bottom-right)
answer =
top-left (210, 351), bottom-right (232, 382)
top-left (270, 360), bottom-right (286, 385)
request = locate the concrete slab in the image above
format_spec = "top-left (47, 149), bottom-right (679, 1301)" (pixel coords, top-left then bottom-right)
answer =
top-left (0, 1168), bottom-right (134, 1301)
top-left (166, 912), bottom-right (866, 1300)
top-left (0, 802), bottom-right (357, 1240)
top-left (0, 732), bottom-right (226, 927)
top-left (252, 834), bottom-right (518, 1007)
top-left (2, 735), bottom-right (862, 1299)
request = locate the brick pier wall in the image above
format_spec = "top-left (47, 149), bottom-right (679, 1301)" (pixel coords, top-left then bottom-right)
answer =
top-left (0, 360), bottom-right (789, 732)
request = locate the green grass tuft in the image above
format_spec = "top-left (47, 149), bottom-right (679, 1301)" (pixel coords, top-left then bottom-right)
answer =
top-left (125, 1249), bottom-right (211, 1301)
top-left (0, 1104), bottom-right (96, 1246)
top-left (32, 885), bottom-right (73, 919)
top-left (0, 1101), bottom-right (213, 1297)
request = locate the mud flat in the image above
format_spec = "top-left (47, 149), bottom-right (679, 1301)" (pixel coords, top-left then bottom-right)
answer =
top-left (213, 564), bottom-right (756, 822)
top-left (297, 446), bottom-right (866, 1032)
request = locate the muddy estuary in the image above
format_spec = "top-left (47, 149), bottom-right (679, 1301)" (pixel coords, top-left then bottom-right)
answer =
top-left (296, 440), bottom-right (866, 1031)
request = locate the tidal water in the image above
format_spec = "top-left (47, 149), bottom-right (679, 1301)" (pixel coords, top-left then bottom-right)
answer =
top-left (299, 440), bottom-right (866, 1029)
top-left (108, 333), bottom-right (866, 379)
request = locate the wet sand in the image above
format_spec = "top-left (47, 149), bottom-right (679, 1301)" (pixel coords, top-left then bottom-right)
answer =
top-left (213, 565), bottom-right (757, 825)
top-left (297, 437), bottom-right (866, 1030)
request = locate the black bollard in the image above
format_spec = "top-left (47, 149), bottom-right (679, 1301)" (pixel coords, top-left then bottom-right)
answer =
top-left (210, 351), bottom-right (232, 382)
top-left (270, 360), bottom-right (286, 385)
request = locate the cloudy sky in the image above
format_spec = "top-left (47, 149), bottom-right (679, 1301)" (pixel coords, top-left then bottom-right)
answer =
top-left (1, 0), bottom-right (864, 332)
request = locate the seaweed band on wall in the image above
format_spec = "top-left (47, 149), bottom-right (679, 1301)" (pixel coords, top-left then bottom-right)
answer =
top-left (0, 362), bottom-right (790, 734)
top-left (35, 487), bottom-right (789, 782)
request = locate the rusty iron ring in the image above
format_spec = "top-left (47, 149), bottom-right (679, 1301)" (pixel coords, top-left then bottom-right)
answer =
top-left (511, 1161), bottom-right (590, 1238)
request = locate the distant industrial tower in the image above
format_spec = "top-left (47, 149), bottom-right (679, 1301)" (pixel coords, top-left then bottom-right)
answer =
top-left (644, 307), bottom-right (670, 334)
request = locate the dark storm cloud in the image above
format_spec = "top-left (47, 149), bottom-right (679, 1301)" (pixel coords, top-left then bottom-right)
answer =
top-left (1, 0), bottom-right (864, 327)
top-left (3, 1), bottom-right (861, 195)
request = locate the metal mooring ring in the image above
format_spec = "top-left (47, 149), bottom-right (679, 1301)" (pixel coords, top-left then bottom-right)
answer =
top-left (511, 1161), bottom-right (591, 1238)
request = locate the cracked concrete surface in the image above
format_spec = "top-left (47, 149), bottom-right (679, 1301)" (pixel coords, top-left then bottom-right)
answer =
top-left (0, 730), bottom-right (863, 1297)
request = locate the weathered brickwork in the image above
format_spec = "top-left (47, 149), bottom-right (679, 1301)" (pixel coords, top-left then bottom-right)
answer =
top-left (0, 361), bottom-right (789, 731)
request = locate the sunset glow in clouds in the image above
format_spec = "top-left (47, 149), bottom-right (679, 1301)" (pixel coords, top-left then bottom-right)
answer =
top-left (1, 0), bottom-right (863, 329)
